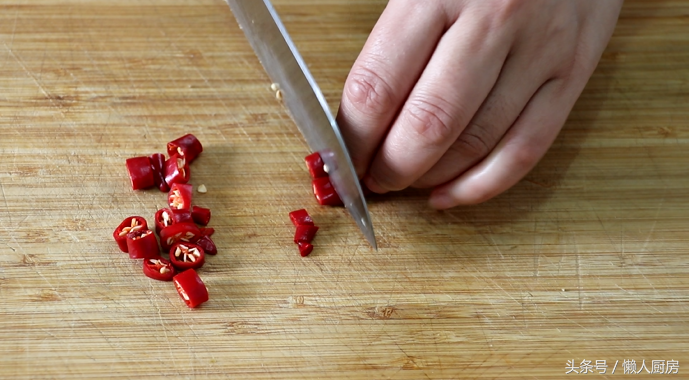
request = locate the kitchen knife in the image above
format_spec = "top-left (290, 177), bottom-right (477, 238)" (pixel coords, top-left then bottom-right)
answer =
top-left (224, 0), bottom-right (377, 249)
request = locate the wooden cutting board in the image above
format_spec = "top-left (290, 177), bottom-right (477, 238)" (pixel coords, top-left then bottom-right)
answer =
top-left (1, 0), bottom-right (688, 378)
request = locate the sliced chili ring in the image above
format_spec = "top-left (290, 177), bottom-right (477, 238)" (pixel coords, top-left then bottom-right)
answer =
top-left (168, 183), bottom-right (193, 211)
top-left (164, 153), bottom-right (190, 187)
top-left (173, 269), bottom-right (208, 308)
top-left (169, 242), bottom-right (205, 270)
top-left (126, 229), bottom-right (160, 259)
top-left (154, 208), bottom-right (174, 235)
top-left (304, 152), bottom-right (328, 179)
top-left (289, 209), bottom-right (314, 226)
top-left (113, 216), bottom-right (148, 252)
top-left (171, 210), bottom-right (193, 224)
top-left (167, 134), bottom-right (203, 164)
top-left (312, 177), bottom-right (343, 206)
top-left (196, 235), bottom-right (217, 255)
top-left (143, 257), bottom-right (176, 281)
top-left (191, 206), bottom-right (211, 226)
top-left (294, 224), bottom-right (319, 243)
top-left (199, 227), bottom-right (215, 237)
top-left (126, 156), bottom-right (155, 190)
top-left (149, 153), bottom-right (169, 192)
top-left (297, 241), bottom-right (313, 257)
top-left (159, 222), bottom-right (202, 251)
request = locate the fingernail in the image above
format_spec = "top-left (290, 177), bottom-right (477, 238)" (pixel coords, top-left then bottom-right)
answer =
top-left (363, 175), bottom-right (389, 194)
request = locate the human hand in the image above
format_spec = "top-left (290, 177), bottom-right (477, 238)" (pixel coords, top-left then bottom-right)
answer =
top-left (337, 0), bottom-right (623, 209)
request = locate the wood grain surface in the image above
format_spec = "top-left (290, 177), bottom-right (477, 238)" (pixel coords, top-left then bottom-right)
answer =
top-left (1, 0), bottom-right (688, 378)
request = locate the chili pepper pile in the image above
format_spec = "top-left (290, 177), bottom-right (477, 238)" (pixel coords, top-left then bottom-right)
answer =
top-left (115, 134), bottom-right (214, 308)
top-left (287, 152), bottom-right (346, 257)
top-left (305, 152), bottom-right (344, 207)
top-left (289, 209), bottom-right (318, 257)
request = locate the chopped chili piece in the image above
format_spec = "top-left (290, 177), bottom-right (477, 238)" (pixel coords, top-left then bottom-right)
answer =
top-left (168, 183), bottom-right (193, 223)
top-left (168, 183), bottom-right (192, 211)
top-left (289, 209), bottom-right (314, 226)
top-left (173, 269), bottom-right (208, 308)
top-left (149, 153), bottom-right (170, 192)
top-left (169, 242), bottom-right (205, 270)
top-left (113, 216), bottom-right (148, 252)
top-left (159, 222), bottom-right (202, 251)
top-left (312, 177), bottom-right (343, 206)
top-left (294, 224), bottom-right (319, 243)
top-left (171, 210), bottom-right (193, 224)
top-left (167, 134), bottom-right (203, 164)
top-left (297, 241), bottom-right (313, 257)
top-left (143, 257), bottom-right (176, 281)
top-left (196, 235), bottom-right (217, 255)
top-left (199, 227), bottom-right (215, 237)
top-left (164, 153), bottom-right (190, 186)
top-left (126, 229), bottom-right (160, 259)
top-left (191, 206), bottom-right (211, 226)
top-left (126, 156), bottom-right (155, 190)
top-left (304, 152), bottom-right (328, 179)
top-left (154, 208), bottom-right (174, 235)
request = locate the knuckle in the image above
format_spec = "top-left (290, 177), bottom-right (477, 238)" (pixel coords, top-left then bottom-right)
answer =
top-left (343, 65), bottom-right (396, 117)
top-left (452, 123), bottom-right (494, 160)
top-left (404, 95), bottom-right (459, 148)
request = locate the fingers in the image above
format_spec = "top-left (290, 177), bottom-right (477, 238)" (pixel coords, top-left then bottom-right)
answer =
top-left (410, 51), bottom-right (551, 188)
top-left (362, 12), bottom-right (512, 193)
top-left (428, 76), bottom-right (586, 209)
top-left (337, 1), bottom-right (449, 178)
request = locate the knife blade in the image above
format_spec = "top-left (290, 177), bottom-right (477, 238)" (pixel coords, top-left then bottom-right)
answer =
top-left (224, 0), bottom-right (377, 249)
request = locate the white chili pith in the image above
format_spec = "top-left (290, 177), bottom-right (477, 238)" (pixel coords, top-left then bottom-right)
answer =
top-left (148, 259), bottom-right (171, 274)
top-left (174, 244), bottom-right (201, 263)
top-left (130, 230), bottom-right (152, 240)
top-left (118, 218), bottom-right (143, 236)
top-left (177, 157), bottom-right (186, 178)
top-left (174, 281), bottom-right (190, 301)
top-left (162, 211), bottom-right (172, 226)
top-left (169, 189), bottom-right (184, 209)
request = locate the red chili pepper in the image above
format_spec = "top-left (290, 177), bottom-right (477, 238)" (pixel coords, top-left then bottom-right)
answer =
top-left (173, 269), bottom-right (208, 308)
top-left (196, 235), bottom-right (217, 255)
top-left (126, 229), bottom-right (160, 259)
top-left (167, 134), bottom-right (203, 164)
top-left (154, 208), bottom-right (174, 235)
top-left (289, 209), bottom-right (314, 226)
top-left (169, 242), bottom-right (205, 270)
top-left (191, 206), bottom-right (211, 226)
top-left (199, 227), bottom-right (215, 237)
top-left (304, 152), bottom-right (328, 179)
top-left (126, 156), bottom-right (155, 190)
top-left (143, 257), bottom-right (176, 281)
top-left (168, 183), bottom-right (192, 211)
top-left (159, 222), bottom-right (202, 251)
top-left (312, 177), bottom-right (343, 206)
top-left (113, 216), bottom-right (148, 252)
top-left (164, 153), bottom-right (190, 187)
top-left (294, 224), bottom-right (319, 243)
top-left (168, 183), bottom-right (194, 223)
top-left (171, 210), bottom-right (193, 224)
top-left (297, 241), bottom-right (313, 257)
top-left (149, 153), bottom-right (169, 192)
